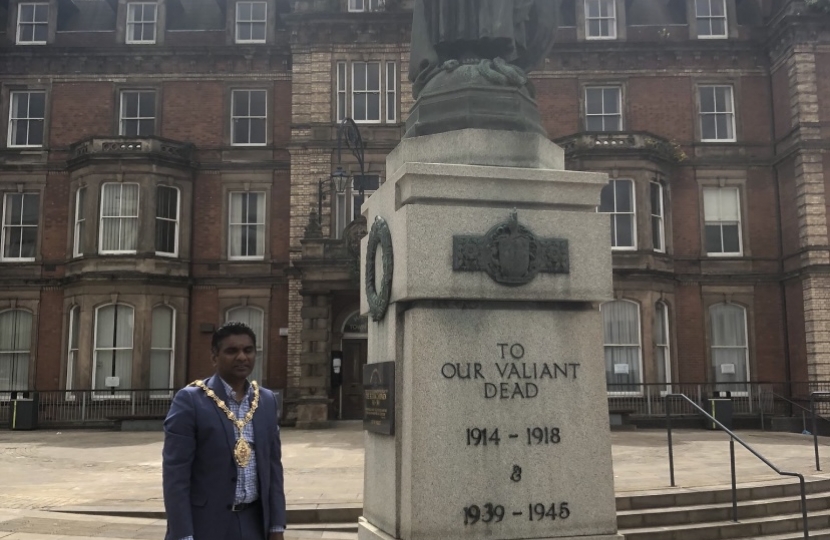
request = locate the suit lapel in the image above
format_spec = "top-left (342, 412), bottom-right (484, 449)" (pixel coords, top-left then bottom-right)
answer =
top-left (206, 375), bottom-right (237, 461)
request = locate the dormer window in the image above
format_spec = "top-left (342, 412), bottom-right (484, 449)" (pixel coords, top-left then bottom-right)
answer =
top-left (695, 0), bottom-right (728, 39)
top-left (236, 2), bottom-right (267, 43)
top-left (126, 3), bottom-right (158, 44)
top-left (16, 3), bottom-right (49, 45)
top-left (349, 0), bottom-right (383, 12)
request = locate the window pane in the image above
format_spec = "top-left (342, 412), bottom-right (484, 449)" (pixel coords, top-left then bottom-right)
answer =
top-left (652, 216), bottom-right (663, 251)
top-left (238, 2), bottom-right (252, 19)
top-left (587, 0), bottom-right (600, 18)
top-left (615, 214), bottom-right (633, 247)
top-left (354, 95), bottom-right (366, 120)
top-left (233, 118), bottom-right (249, 144)
top-left (252, 2), bottom-right (266, 19)
top-left (599, 184), bottom-right (614, 212)
top-left (700, 87), bottom-right (715, 113)
top-left (233, 91), bottom-right (249, 117)
top-left (21, 194), bottom-right (39, 225)
top-left (250, 90), bottom-right (266, 116)
top-left (252, 22), bottom-right (266, 40)
top-left (367, 95), bottom-right (380, 121)
top-left (704, 224), bottom-right (723, 253)
top-left (139, 92), bottom-right (155, 116)
top-left (650, 183), bottom-right (662, 215)
top-left (29, 93), bottom-right (45, 118)
top-left (722, 224), bottom-right (740, 253)
top-left (615, 180), bottom-right (632, 212)
top-left (251, 118), bottom-right (266, 143)
top-left (604, 116), bottom-right (620, 132)
top-left (586, 116), bottom-right (604, 131)
top-left (711, 18), bottom-right (725, 35)
top-left (696, 0), bottom-right (711, 16)
top-left (124, 93), bottom-right (139, 118)
top-left (151, 307), bottom-right (173, 348)
top-left (354, 63), bottom-right (367, 91)
top-left (367, 63), bottom-right (380, 91)
top-left (588, 19), bottom-right (601, 36)
top-left (701, 115), bottom-right (717, 140)
top-left (711, 304), bottom-right (746, 346)
top-left (603, 89), bottom-right (619, 114)
top-left (586, 88), bottom-right (602, 114)
top-left (238, 23), bottom-right (252, 41)
top-left (20, 4), bottom-right (35, 21)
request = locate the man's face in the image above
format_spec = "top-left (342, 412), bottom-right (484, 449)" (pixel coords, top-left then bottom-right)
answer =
top-left (212, 333), bottom-right (256, 382)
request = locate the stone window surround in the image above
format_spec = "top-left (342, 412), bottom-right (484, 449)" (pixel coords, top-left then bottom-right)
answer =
top-left (595, 166), bottom-right (672, 255)
top-left (61, 291), bottom-right (188, 393)
top-left (113, 83), bottom-right (163, 137)
top-left (608, 289), bottom-right (679, 389)
top-left (333, 55), bottom-right (400, 125)
top-left (220, 176), bottom-right (273, 262)
top-left (0, 294), bottom-right (40, 392)
top-left (224, 83), bottom-right (272, 147)
top-left (696, 172), bottom-right (750, 258)
top-left (115, 0), bottom-right (166, 46)
top-left (693, 78), bottom-right (741, 143)
top-left (575, 0), bottom-right (627, 41)
top-left (579, 80), bottom-right (627, 132)
top-left (701, 286), bottom-right (755, 385)
top-left (0, 180), bottom-right (46, 263)
top-left (217, 290), bottom-right (271, 385)
top-left (1, 83), bottom-right (51, 149)
top-left (69, 172), bottom-right (192, 260)
top-left (7, 0), bottom-right (57, 45)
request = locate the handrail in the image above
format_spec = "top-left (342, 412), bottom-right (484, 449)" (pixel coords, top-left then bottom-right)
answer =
top-left (810, 392), bottom-right (830, 472)
top-left (666, 393), bottom-right (809, 538)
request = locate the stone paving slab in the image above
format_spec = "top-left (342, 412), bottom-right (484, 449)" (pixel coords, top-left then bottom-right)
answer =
top-left (3, 423), bottom-right (830, 539)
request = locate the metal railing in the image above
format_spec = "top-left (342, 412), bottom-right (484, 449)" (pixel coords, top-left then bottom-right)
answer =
top-left (606, 382), bottom-right (772, 417)
top-left (666, 393), bottom-right (809, 538)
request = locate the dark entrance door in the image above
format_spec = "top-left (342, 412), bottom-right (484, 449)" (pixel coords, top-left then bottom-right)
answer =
top-left (341, 339), bottom-right (368, 420)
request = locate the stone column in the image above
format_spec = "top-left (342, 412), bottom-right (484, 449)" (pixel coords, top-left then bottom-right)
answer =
top-left (296, 293), bottom-right (332, 428)
top-left (359, 129), bottom-right (622, 540)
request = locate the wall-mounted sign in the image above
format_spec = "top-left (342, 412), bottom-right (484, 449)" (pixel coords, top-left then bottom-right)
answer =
top-left (363, 361), bottom-right (395, 435)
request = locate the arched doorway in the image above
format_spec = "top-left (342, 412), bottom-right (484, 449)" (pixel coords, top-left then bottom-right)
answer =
top-left (339, 311), bottom-right (368, 420)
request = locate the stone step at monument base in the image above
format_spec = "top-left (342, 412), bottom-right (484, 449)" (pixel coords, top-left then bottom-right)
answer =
top-left (619, 478), bottom-right (830, 540)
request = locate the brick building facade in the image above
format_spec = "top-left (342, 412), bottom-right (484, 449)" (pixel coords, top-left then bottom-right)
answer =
top-left (0, 0), bottom-right (828, 426)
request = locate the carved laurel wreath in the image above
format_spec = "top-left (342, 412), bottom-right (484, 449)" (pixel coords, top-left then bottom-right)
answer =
top-left (365, 216), bottom-right (394, 322)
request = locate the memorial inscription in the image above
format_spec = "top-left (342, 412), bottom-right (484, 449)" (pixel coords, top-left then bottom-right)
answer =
top-left (363, 361), bottom-right (395, 435)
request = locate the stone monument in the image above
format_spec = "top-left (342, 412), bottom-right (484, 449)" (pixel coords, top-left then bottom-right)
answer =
top-left (359, 2), bottom-right (623, 540)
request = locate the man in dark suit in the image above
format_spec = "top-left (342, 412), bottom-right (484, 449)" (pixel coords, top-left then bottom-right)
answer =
top-left (163, 321), bottom-right (286, 540)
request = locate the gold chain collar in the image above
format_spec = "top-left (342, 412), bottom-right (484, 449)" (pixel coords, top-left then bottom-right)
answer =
top-left (191, 379), bottom-right (260, 467)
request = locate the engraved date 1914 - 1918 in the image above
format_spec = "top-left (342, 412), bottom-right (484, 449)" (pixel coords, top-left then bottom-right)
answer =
top-left (463, 503), bottom-right (571, 525)
top-left (466, 427), bottom-right (561, 446)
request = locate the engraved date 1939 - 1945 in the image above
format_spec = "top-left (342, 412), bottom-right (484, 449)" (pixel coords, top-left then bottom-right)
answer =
top-left (462, 503), bottom-right (571, 525)
top-left (466, 427), bottom-right (561, 446)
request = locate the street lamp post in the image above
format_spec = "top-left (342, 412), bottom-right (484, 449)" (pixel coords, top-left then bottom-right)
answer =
top-left (315, 118), bottom-right (367, 228)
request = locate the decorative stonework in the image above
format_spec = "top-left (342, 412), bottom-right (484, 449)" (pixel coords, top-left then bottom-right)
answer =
top-left (365, 216), bottom-right (394, 321)
top-left (453, 210), bottom-right (569, 287)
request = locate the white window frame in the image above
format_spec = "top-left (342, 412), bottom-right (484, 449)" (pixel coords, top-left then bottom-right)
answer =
top-left (337, 62), bottom-right (348, 122)
top-left (352, 62), bottom-right (382, 124)
top-left (650, 181), bottom-right (665, 253)
top-left (386, 62), bottom-right (397, 124)
top-left (73, 187), bottom-right (86, 258)
top-left (348, 0), bottom-right (383, 12)
top-left (149, 305), bottom-right (175, 398)
top-left (16, 2), bottom-right (49, 45)
top-left (119, 90), bottom-right (156, 137)
top-left (231, 89), bottom-right (268, 146)
top-left (601, 300), bottom-right (644, 396)
top-left (99, 183), bottom-right (140, 255)
top-left (65, 305), bottom-right (80, 401)
top-left (126, 2), bottom-right (158, 45)
top-left (703, 186), bottom-right (743, 257)
top-left (699, 85), bottom-right (736, 142)
top-left (155, 185), bottom-right (179, 257)
top-left (8, 91), bottom-right (46, 148)
top-left (585, 0), bottom-right (617, 40)
top-left (226, 306), bottom-right (265, 384)
top-left (92, 303), bottom-right (134, 398)
top-left (695, 0), bottom-right (728, 39)
top-left (235, 1), bottom-right (267, 44)
top-left (1, 192), bottom-right (39, 262)
top-left (709, 303), bottom-right (750, 396)
top-left (585, 86), bottom-right (622, 132)
top-left (228, 191), bottom-right (266, 260)
top-left (655, 301), bottom-right (672, 395)
top-left (600, 179), bottom-right (637, 251)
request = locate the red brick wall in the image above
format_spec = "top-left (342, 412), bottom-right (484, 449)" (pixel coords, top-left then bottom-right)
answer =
top-left (753, 283), bottom-right (787, 382)
top-left (674, 283), bottom-right (706, 381)
top-left (669, 167), bottom-right (701, 259)
top-left (771, 64), bottom-right (791, 141)
top-left (162, 82), bottom-right (224, 147)
top-left (534, 77), bottom-right (579, 138)
top-left (268, 284), bottom-right (289, 391)
top-left (191, 172), bottom-right (222, 265)
top-left (747, 167), bottom-right (780, 260)
top-left (35, 289), bottom-right (65, 389)
top-left (49, 82), bottom-right (114, 147)
top-left (740, 76), bottom-right (773, 146)
top-left (40, 171), bottom-right (70, 263)
top-left (273, 80), bottom-right (292, 147)
top-left (271, 169), bottom-right (290, 263)
top-left (188, 287), bottom-right (220, 380)
top-left (627, 77), bottom-right (694, 143)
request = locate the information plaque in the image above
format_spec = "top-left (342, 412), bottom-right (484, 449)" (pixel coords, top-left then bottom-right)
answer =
top-left (363, 361), bottom-right (395, 435)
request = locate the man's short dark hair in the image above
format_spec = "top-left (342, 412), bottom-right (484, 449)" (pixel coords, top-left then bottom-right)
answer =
top-left (212, 321), bottom-right (257, 353)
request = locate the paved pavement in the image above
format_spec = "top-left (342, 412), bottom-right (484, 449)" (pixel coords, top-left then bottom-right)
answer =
top-left (2, 422), bottom-right (830, 539)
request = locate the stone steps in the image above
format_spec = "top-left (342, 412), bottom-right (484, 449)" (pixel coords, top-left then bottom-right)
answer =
top-left (618, 479), bottom-right (830, 540)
